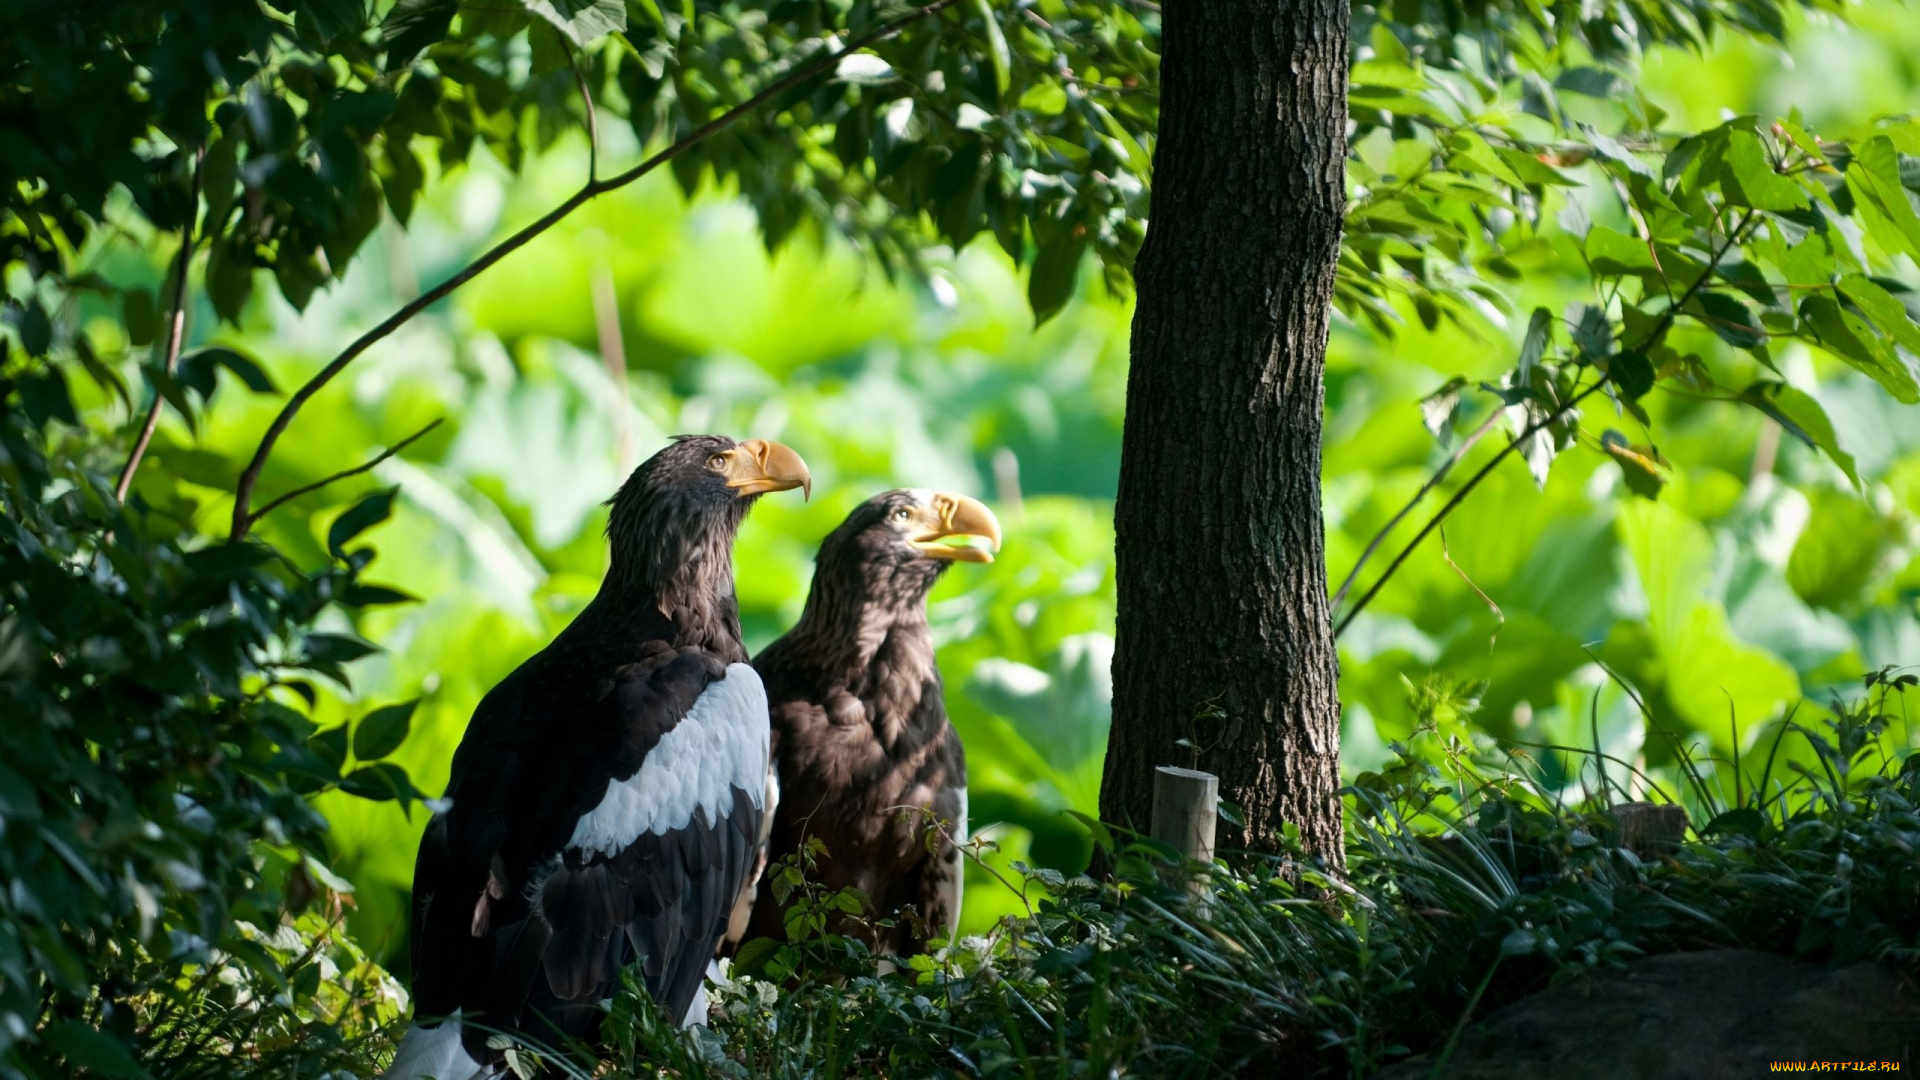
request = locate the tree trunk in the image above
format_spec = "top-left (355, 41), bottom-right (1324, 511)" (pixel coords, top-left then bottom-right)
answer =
top-left (1100, 0), bottom-right (1349, 862)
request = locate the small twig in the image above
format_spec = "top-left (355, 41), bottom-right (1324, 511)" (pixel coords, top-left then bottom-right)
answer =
top-left (590, 265), bottom-right (633, 476)
top-left (1331, 406), bottom-right (1501, 611)
top-left (227, 0), bottom-right (961, 541)
top-left (1440, 524), bottom-right (1503, 653)
top-left (244, 418), bottom-right (443, 526)
top-left (116, 144), bottom-right (206, 503)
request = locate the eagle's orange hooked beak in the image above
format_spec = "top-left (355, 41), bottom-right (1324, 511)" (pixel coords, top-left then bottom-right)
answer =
top-left (724, 438), bottom-right (811, 500)
top-left (907, 492), bottom-right (1002, 563)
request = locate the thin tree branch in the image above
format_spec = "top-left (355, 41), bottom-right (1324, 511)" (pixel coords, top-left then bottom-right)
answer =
top-left (1334, 209), bottom-right (1759, 636)
top-left (1335, 382), bottom-right (1604, 637)
top-left (116, 144), bottom-right (206, 503)
top-left (227, 0), bottom-right (961, 541)
top-left (565, 34), bottom-right (598, 183)
top-left (245, 418), bottom-right (443, 527)
top-left (1329, 406), bottom-right (1501, 611)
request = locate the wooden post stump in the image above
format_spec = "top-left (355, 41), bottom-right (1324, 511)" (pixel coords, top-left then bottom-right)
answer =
top-left (1152, 766), bottom-right (1218, 903)
top-left (1608, 802), bottom-right (1688, 858)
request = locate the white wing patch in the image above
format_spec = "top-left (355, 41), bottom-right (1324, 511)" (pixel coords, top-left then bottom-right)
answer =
top-left (568, 663), bottom-right (771, 860)
top-left (944, 788), bottom-right (967, 939)
top-left (381, 1012), bottom-right (493, 1080)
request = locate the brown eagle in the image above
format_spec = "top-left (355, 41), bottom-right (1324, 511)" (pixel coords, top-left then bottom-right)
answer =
top-left (383, 435), bottom-right (810, 1080)
top-left (733, 489), bottom-right (1001, 958)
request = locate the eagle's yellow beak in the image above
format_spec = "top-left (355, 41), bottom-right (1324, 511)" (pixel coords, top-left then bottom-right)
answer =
top-left (725, 438), bottom-right (812, 500)
top-left (908, 492), bottom-right (1002, 563)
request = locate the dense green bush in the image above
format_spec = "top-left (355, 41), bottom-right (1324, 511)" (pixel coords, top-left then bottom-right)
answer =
top-left (566, 681), bottom-right (1920, 1080)
top-left (0, 383), bottom-right (414, 1079)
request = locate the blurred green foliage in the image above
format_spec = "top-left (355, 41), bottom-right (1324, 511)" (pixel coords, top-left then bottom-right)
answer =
top-left (3, 0), bottom-right (1920, 1074)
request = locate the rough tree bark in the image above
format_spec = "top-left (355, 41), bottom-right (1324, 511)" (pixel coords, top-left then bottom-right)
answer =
top-left (1100, 0), bottom-right (1349, 862)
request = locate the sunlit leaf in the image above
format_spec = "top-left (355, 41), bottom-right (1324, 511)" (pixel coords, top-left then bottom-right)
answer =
top-left (1721, 130), bottom-right (1807, 210)
top-left (521, 0), bottom-right (624, 47)
top-left (1799, 295), bottom-right (1920, 403)
top-left (1600, 431), bottom-right (1668, 500)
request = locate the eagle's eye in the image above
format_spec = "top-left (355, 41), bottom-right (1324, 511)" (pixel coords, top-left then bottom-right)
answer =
top-left (707, 454), bottom-right (728, 471)
top-left (894, 508), bottom-right (912, 522)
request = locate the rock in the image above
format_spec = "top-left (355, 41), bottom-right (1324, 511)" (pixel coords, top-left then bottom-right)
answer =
top-left (1375, 949), bottom-right (1920, 1080)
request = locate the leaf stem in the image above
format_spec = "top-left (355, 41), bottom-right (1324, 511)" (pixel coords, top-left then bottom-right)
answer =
top-left (116, 144), bottom-right (205, 503)
top-left (227, 0), bottom-right (960, 540)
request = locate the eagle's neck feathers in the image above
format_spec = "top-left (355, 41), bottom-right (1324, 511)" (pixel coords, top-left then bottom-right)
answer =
top-left (600, 487), bottom-right (749, 657)
top-left (792, 555), bottom-right (937, 665)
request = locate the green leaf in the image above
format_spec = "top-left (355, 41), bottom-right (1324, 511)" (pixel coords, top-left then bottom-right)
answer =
top-left (1554, 66), bottom-right (1625, 98)
top-left (1720, 131), bottom-right (1807, 210)
top-left (1585, 226), bottom-right (1657, 278)
top-left (1494, 146), bottom-right (1576, 187)
top-left (1847, 136), bottom-right (1920, 260)
top-left (1600, 431), bottom-right (1667, 500)
top-left (304, 632), bottom-right (378, 664)
top-left (343, 583), bottom-right (419, 607)
top-left (1569, 302), bottom-right (1612, 359)
top-left (382, 0), bottom-right (458, 67)
top-left (19, 298), bottom-right (52, 356)
top-left (968, 0), bottom-right (1011, 99)
top-left (521, 0), bottom-right (624, 47)
top-left (1583, 125), bottom-right (1653, 179)
top-left (339, 763), bottom-right (412, 802)
top-left (462, 0), bottom-right (530, 39)
top-left (1838, 274), bottom-right (1920, 356)
top-left (1606, 351), bottom-right (1654, 399)
top-left (1352, 57), bottom-right (1426, 90)
top-left (1419, 376), bottom-right (1466, 440)
top-left (1702, 808), bottom-right (1767, 840)
top-left (205, 239), bottom-right (254, 324)
top-left (729, 936), bottom-right (784, 978)
top-left (1019, 82), bottom-right (1067, 115)
top-left (181, 346), bottom-right (278, 396)
top-left (1738, 381), bottom-right (1859, 488)
top-left (354, 700), bottom-right (417, 760)
top-left (143, 367), bottom-right (199, 436)
top-left (1517, 307), bottom-right (1551, 385)
top-left (1799, 295), bottom-right (1920, 403)
top-left (42, 1022), bottom-right (152, 1080)
top-left (308, 725), bottom-right (348, 771)
top-left (1780, 232), bottom-right (1833, 289)
top-left (1787, 491), bottom-right (1893, 610)
top-left (328, 487), bottom-right (398, 559)
top-left (1617, 500), bottom-right (1801, 735)
top-left (1684, 292), bottom-right (1767, 350)
top-left (1499, 928), bottom-right (1540, 957)
top-left (1028, 233), bottom-right (1086, 327)
top-left (19, 368), bottom-right (78, 428)
top-left (123, 289), bottom-right (156, 348)
top-left (834, 53), bottom-right (895, 85)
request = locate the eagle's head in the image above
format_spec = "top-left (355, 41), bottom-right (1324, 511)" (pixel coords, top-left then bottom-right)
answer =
top-left (815, 488), bottom-right (1002, 602)
top-left (606, 434), bottom-right (810, 597)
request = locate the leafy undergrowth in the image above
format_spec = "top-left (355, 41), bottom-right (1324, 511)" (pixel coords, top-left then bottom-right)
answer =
top-left (446, 675), bottom-right (1920, 1080)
